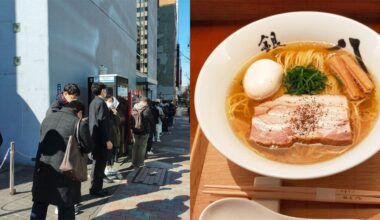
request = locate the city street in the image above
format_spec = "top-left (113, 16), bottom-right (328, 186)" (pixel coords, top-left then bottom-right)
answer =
top-left (0, 110), bottom-right (189, 220)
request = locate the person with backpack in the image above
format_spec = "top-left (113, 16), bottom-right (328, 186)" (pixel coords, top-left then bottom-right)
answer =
top-left (128, 97), bottom-right (155, 169)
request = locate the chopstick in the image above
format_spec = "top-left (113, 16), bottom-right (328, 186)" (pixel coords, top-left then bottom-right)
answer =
top-left (202, 190), bottom-right (380, 205)
top-left (203, 185), bottom-right (380, 205)
top-left (204, 185), bottom-right (380, 197)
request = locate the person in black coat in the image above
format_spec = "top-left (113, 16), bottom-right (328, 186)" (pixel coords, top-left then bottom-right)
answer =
top-left (146, 99), bottom-right (158, 154)
top-left (31, 101), bottom-right (93, 220)
top-left (46, 83), bottom-right (80, 116)
top-left (88, 82), bottom-right (113, 197)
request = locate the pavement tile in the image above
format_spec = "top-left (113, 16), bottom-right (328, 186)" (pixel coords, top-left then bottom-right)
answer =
top-left (0, 115), bottom-right (189, 220)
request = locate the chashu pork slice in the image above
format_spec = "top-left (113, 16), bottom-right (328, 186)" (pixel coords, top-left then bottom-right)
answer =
top-left (249, 95), bottom-right (353, 147)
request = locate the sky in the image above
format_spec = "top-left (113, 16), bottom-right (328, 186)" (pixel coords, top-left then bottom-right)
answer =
top-left (178, 0), bottom-right (190, 87)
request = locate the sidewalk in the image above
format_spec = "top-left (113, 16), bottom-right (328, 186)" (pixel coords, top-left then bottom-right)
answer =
top-left (95, 114), bottom-right (190, 220)
top-left (0, 111), bottom-right (189, 220)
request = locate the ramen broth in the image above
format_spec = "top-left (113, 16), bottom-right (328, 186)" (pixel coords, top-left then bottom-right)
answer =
top-left (227, 42), bottom-right (379, 164)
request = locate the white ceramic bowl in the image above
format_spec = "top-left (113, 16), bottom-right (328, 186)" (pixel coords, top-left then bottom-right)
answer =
top-left (199, 198), bottom-right (358, 220)
top-left (195, 12), bottom-right (380, 179)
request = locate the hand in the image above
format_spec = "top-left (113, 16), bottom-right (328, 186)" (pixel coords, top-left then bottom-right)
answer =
top-left (106, 141), bottom-right (113, 150)
top-left (111, 108), bottom-right (117, 115)
top-left (77, 110), bottom-right (83, 119)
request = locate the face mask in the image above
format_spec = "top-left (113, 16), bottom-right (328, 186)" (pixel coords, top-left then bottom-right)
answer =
top-left (106, 102), bottom-right (113, 109)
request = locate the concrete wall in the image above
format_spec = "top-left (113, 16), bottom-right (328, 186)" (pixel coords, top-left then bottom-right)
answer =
top-left (157, 3), bottom-right (177, 100)
top-left (0, 0), bottom-right (137, 164)
top-left (147, 0), bottom-right (158, 100)
top-left (0, 0), bottom-right (50, 165)
top-left (48, 0), bottom-right (137, 106)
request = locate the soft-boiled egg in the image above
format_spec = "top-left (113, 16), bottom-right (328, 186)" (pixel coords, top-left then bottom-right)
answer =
top-left (243, 59), bottom-right (283, 100)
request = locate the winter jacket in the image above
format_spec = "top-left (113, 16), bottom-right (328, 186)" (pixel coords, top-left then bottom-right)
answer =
top-left (32, 107), bottom-right (93, 207)
top-left (89, 96), bottom-right (111, 160)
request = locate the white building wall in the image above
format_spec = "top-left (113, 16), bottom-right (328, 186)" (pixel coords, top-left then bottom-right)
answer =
top-left (48, 0), bottom-right (137, 106)
top-left (0, 0), bottom-right (137, 164)
top-left (0, 0), bottom-right (50, 164)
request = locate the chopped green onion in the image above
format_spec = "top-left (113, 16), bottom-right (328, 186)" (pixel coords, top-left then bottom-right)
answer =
top-left (284, 66), bottom-right (327, 95)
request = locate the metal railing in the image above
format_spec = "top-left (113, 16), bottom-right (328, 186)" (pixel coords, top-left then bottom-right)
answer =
top-left (9, 142), bottom-right (15, 195)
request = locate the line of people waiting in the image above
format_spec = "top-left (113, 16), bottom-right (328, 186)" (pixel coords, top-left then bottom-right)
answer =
top-left (30, 82), bottom-right (176, 219)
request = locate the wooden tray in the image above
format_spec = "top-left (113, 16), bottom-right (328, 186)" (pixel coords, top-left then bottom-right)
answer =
top-left (190, 22), bottom-right (380, 220)
top-left (191, 127), bottom-right (380, 220)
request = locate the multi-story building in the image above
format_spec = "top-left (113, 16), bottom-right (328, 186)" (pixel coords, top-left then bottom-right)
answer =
top-left (136, 0), bottom-right (158, 100)
top-left (157, 0), bottom-right (178, 101)
top-left (0, 0), bottom-right (137, 164)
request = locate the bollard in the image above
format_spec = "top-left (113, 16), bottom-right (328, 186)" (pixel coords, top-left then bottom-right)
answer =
top-left (9, 142), bottom-right (16, 195)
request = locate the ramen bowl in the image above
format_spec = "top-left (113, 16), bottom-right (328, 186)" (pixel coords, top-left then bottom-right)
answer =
top-left (194, 12), bottom-right (380, 179)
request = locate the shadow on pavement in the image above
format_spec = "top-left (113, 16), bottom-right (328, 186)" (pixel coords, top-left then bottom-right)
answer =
top-left (164, 169), bottom-right (190, 185)
top-left (79, 184), bottom-right (122, 211)
top-left (153, 154), bottom-right (190, 165)
top-left (94, 195), bottom-right (190, 220)
top-left (0, 207), bottom-right (32, 218)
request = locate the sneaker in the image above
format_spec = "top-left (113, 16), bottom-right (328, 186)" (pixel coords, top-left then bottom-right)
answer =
top-left (105, 166), bottom-right (111, 175)
top-left (74, 204), bottom-right (79, 215)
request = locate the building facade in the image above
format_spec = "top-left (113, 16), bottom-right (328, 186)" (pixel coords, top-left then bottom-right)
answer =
top-left (136, 0), bottom-right (158, 100)
top-left (0, 0), bottom-right (137, 164)
top-left (157, 0), bottom-right (178, 101)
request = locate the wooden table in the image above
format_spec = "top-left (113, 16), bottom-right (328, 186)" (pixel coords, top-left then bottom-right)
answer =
top-left (190, 14), bottom-right (380, 220)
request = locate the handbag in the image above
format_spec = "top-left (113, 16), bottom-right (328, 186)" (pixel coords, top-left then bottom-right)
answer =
top-left (59, 119), bottom-right (88, 182)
